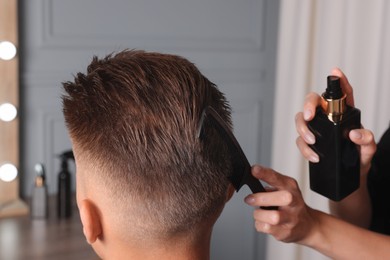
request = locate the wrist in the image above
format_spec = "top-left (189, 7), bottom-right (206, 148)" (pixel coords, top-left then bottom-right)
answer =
top-left (360, 163), bottom-right (371, 179)
top-left (298, 208), bottom-right (329, 251)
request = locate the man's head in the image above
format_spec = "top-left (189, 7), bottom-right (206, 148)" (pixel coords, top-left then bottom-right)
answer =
top-left (62, 50), bottom-right (234, 257)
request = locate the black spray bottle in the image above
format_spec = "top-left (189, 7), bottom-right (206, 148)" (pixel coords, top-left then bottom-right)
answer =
top-left (308, 76), bottom-right (361, 201)
top-left (57, 150), bottom-right (74, 219)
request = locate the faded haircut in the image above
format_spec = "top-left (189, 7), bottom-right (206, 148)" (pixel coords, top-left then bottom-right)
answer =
top-left (62, 50), bottom-right (233, 238)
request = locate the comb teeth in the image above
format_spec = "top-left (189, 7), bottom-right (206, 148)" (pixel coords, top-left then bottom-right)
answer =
top-left (228, 174), bottom-right (242, 190)
top-left (197, 106), bottom-right (265, 193)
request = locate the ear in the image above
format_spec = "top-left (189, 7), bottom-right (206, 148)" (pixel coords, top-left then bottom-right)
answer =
top-left (79, 199), bottom-right (102, 244)
top-left (226, 184), bottom-right (235, 202)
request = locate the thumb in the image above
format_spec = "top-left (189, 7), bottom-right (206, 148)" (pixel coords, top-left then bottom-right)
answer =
top-left (349, 129), bottom-right (376, 174)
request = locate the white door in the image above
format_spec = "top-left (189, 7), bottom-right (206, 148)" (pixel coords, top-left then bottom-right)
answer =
top-left (20, 0), bottom-right (279, 259)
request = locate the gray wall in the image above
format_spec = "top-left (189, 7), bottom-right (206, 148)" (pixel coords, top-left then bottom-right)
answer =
top-left (19, 0), bottom-right (279, 259)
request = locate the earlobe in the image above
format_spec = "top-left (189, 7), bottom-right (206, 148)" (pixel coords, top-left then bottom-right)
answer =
top-left (79, 199), bottom-right (102, 244)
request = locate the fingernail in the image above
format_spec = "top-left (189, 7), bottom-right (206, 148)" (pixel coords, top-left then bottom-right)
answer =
top-left (305, 133), bottom-right (315, 144)
top-left (310, 154), bottom-right (320, 163)
top-left (350, 130), bottom-right (362, 139)
top-left (244, 195), bottom-right (255, 204)
top-left (303, 109), bottom-right (312, 121)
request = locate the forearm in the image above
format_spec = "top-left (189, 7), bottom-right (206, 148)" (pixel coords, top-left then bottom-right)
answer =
top-left (302, 209), bottom-right (390, 260)
top-left (329, 174), bottom-right (372, 228)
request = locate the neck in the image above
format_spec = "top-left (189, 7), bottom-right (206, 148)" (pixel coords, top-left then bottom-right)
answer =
top-left (103, 227), bottom-right (213, 260)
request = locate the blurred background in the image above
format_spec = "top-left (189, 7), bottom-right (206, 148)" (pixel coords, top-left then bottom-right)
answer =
top-left (0, 0), bottom-right (389, 260)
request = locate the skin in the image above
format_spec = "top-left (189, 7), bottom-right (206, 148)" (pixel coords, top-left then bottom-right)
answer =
top-left (245, 68), bottom-right (390, 259)
top-left (295, 68), bottom-right (376, 227)
top-left (245, 165), bottom-right (390, 260)
top-left (72, 143), bottom-right (235, 260)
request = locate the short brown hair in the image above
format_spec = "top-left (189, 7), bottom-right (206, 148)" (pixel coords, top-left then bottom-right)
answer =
top-left (62, 50), bottom-right (232, 238)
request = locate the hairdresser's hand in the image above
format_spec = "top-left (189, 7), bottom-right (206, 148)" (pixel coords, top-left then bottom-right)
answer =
top-left (247, 165), bottom-right (390, 259)
top-left (244, 165), bottom-right (318, 243)
top-left (295, 68), bottom-right (376, 176)
top-left (295, 68), bottom-right (377, 228)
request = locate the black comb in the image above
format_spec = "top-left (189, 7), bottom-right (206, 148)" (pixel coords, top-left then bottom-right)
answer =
top-left (198, 106), bottom-right (266, 193)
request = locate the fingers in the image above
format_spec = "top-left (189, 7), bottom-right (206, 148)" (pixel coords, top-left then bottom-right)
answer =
top-left (247, 165), bottom-right (301, 209)
top-left (301, 68), bottom-right (354, 121)
top-left (254, 221), bottom-right (273, 235)
top-left (349, 129), bottom-right (375, 146)
top-left (296, 92), bottom-right (321, 146)
top-left (250, 165), bottom-right (298, 191)
top-left (245, 165), bottom-right (314, 243)
top-left (245, 189), bottom-right (293, 207)
top-left (349, 129), bottom-right (377, 173)
top-left (302, 92), bottom-right (322, 121)
top-left (296, 68), bottom-right (355, 164)
top-left (253, 217), bottom-right (289, 241)
top-left (252, 207), bottom-right (295, 231)
top-left (295, 92), bottom-right (321, 162)
top-left (253, 207), bottom-right (281, 225)
top-left (251, 207), bottom-right (316, 243)
top-left (245, 188), bottom-right (295, 238)
top-left (330, 67), bottom-right (355, 107)
top-left (295, 112), bottom-right (315, 144)
top-left (296, 136), bottom-right (319, 163)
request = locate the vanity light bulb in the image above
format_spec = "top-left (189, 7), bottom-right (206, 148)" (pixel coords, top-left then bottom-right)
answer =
top-left (0, 103), bottom-right (17, 122)
top-left (0, 163), bottom-right (18, 182)
top-left (0, 41), bottom-right (17, 60)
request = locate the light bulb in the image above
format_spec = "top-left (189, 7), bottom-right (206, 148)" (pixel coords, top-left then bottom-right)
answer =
top-left (0, 41), bottom-right (17, 61)
top-left (0, 163), bottom-right (18, 182)
top-left (0, 103), bottom-right (17, 122)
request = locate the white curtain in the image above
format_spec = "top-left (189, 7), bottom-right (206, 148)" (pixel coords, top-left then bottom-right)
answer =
top-left (268, 0), bottom-right (390, 260)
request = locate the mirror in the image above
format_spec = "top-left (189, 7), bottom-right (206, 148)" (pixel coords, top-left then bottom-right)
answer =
top-left (0, 0), bottom-right (28, 218)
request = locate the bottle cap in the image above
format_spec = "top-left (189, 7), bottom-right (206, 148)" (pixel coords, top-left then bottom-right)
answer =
top-left (321, 76), bottom-right (347, 123)
top-left (324, 76), bottom-right (343, 99)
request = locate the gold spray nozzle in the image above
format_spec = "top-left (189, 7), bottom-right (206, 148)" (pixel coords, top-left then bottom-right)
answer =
top-left (321, 93), bottom-right (347, 123)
